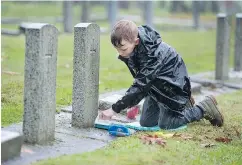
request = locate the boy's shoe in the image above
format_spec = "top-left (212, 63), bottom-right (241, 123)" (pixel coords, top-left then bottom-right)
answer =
top-left (197, 95), bottom-right (224, 127)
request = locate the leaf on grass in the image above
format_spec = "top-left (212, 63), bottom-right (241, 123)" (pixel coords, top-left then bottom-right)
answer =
top-left (156, 138), bottom-right (167, 147)
top-left (156, 160), bottom-right (165, 164)
top-left (215, 137), bottom-right (232, 143)
top-left (201, 143), bottom-right (216, 148)
top-left (139, 135), bottom-right (166, 147)
top-left (21, 147), bottom-right (34, 154)
top-left (233, 127), bottom-right (241, 139)
top-left (154, 134), bottom-right (158, 138)
top-left (172, 133), bottom-right (193, 140)
top-left (2, 71), bottom-right (20, 75)
top-left (161, 133), bottom-right (174, 139)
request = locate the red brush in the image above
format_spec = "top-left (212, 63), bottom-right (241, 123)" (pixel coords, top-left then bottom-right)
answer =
top-left (127, 106), bottom-right (139, 119)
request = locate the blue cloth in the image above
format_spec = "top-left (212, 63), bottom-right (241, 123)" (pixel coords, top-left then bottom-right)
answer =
top-left (126, 124), bottom-right (187, 131)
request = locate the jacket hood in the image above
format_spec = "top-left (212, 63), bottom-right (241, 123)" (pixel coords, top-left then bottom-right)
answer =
top-left (135, 25), bottom-right (162, 54)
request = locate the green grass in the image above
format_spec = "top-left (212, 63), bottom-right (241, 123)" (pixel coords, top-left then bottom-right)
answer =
top-left (32, 90), bottom-right (242, 165)
top-left (1, 29), bottom-right (236, 126)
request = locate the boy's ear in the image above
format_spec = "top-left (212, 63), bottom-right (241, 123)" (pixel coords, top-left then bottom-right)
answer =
top-left (135, 38), bottom-right (139, 45)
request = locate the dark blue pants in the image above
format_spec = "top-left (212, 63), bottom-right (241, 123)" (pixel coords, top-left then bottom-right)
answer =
top-left (140, 96), bottom-right (204, 129)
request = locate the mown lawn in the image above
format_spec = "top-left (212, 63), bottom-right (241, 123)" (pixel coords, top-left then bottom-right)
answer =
top-left (32, 90), bottom-right (242, 165)
top-left (2, 1), bottom-right (216, 21)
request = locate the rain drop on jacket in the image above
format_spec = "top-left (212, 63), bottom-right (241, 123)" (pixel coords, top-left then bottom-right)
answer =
top-left (112, 25), bottom-right (192, 113)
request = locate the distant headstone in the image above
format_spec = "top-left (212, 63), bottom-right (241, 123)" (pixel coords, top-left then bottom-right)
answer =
top-left (215, 14), bottom-right (230, 81)
top-left (108, 1), bottom-right (118, 29)
top-left (81, 1), bottom-right (90, 22)
top-left (63, 1), bottom-right (73, 33)
top-left (72, 23), bottom-right (100, 128)
top-left (192, 1), bottom-right (200, 29)
top-left (143, 1), bottom-right (153, 28)
top-left (23, 23), bottom-right (58, 144)
top-left (1, 130), bottom-right (23, 162)
top-left (234, 13), bottom-right (242, 71)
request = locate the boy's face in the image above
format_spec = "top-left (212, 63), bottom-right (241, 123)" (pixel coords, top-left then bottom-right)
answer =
top-left (115, 38), bottom-right (139, 58)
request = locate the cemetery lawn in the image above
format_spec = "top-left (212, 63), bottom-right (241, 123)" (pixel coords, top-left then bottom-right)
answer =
top-left (1, 30), bottom-right (235, 126)
top-left (2, 1), bottom-right (215, 22)
top-left (33, 90), bottom-right (242, 165)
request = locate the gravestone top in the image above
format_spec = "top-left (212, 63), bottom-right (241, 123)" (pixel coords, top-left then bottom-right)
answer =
top-left (217, 13), bottom-right (227, 17)
top-left (236, 13), bottom-right (242, 17)
top-left (74, 23), bottom-right (98, 28)
top-left (1, 130), bottom-right (22, 143)
top-left (1, 130), bottom-right (23, 162)
top-left (24, 23), bottom-right (51, 29)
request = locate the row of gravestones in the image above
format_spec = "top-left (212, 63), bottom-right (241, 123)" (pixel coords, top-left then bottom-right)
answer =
top-left (63, 1), bottom-right (154, 33)
top-left (22, 23), bottom-right (100, 144)
top-left (1, 22), bottom-right (100, 162)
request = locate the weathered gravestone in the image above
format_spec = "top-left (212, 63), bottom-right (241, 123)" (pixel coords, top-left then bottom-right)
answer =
top-left (72, 23), bottom-right (100, 128)
top-left (215, 13), bottom-right (230, 81)
top-left (23, 23), bottom-right (58, 144)
top-left (234, 13), bottom-right (242, 71)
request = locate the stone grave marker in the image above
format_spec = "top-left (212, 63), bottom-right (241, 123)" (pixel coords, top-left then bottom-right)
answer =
top-left (23, 23), bottom-right (58, 144)
top-left (72, 23), bottom-right (100, 128)
top-left (215, 13), bottom-right (230, 81)
top-left (234, 13), bottom-right (242, 71)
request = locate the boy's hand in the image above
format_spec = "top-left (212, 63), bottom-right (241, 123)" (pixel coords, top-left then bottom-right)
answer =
top-left (99, 108), bottom-right (117, 120)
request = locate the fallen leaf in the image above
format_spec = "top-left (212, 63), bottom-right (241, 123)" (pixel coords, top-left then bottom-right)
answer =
top-left (201, 143), bottom-right (216, 148)
top-left (156, 138), bottom-right (167, 147)
top-left (181, 135), bottom-right (193, 140)
top-left (139, 135), bottom-right (166, 147)
top-left (2, 71), bottom-right (20, 75)
top-left (147, 134), bottom-right (153, 138)
top-left (215, 137), bottom-right (232, 143)
top-left (155, 132), bottom-right (164, 136)
top-left (172, 132), bottom-right (181, 137)
top-left (150, 138), bottom-right (156, 145)
top-left (161, 133), bottom-right (174, 139)
top-left (173, 133), bottom-right (193, 140)
top-left (21, 147), bottom-right (34, 154)
top-left (156, 160), bottom-right (165, 164)
top-left (233, 127), bottom-right (241, 139)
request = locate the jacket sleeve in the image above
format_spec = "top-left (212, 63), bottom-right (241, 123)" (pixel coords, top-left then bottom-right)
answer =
top-left (112, 54), bottom-right (162, 113)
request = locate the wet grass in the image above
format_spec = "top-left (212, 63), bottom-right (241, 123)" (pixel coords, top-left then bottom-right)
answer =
top-left (32, 90), bottom-right (242, 165)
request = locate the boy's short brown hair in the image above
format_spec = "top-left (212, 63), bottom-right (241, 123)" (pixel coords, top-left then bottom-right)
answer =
top-left (111, 20), bottom-right (138, 47)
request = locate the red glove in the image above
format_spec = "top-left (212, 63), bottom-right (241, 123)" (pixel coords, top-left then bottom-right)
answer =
top-left (127, 106), bottom-right (139, 119)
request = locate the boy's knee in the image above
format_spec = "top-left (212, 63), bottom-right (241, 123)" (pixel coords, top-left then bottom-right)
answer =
top-left (139, 119), bottom-right (156, 127)
top-left (139, 119), bottom-right (148, 127)
top-left (158, 119), bottom-right (184, 130)
top-left (158, 122), bottom-right (169, 129)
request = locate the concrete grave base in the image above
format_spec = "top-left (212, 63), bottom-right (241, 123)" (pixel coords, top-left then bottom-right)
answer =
top-left (191, 69), bottom-right (242, 89)
top-left (2, 112), bottom-right (113, 165)
top-left (1, 130), bottom-right (23, 162)
top-left (61, 82), bottom-right (202, 113)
